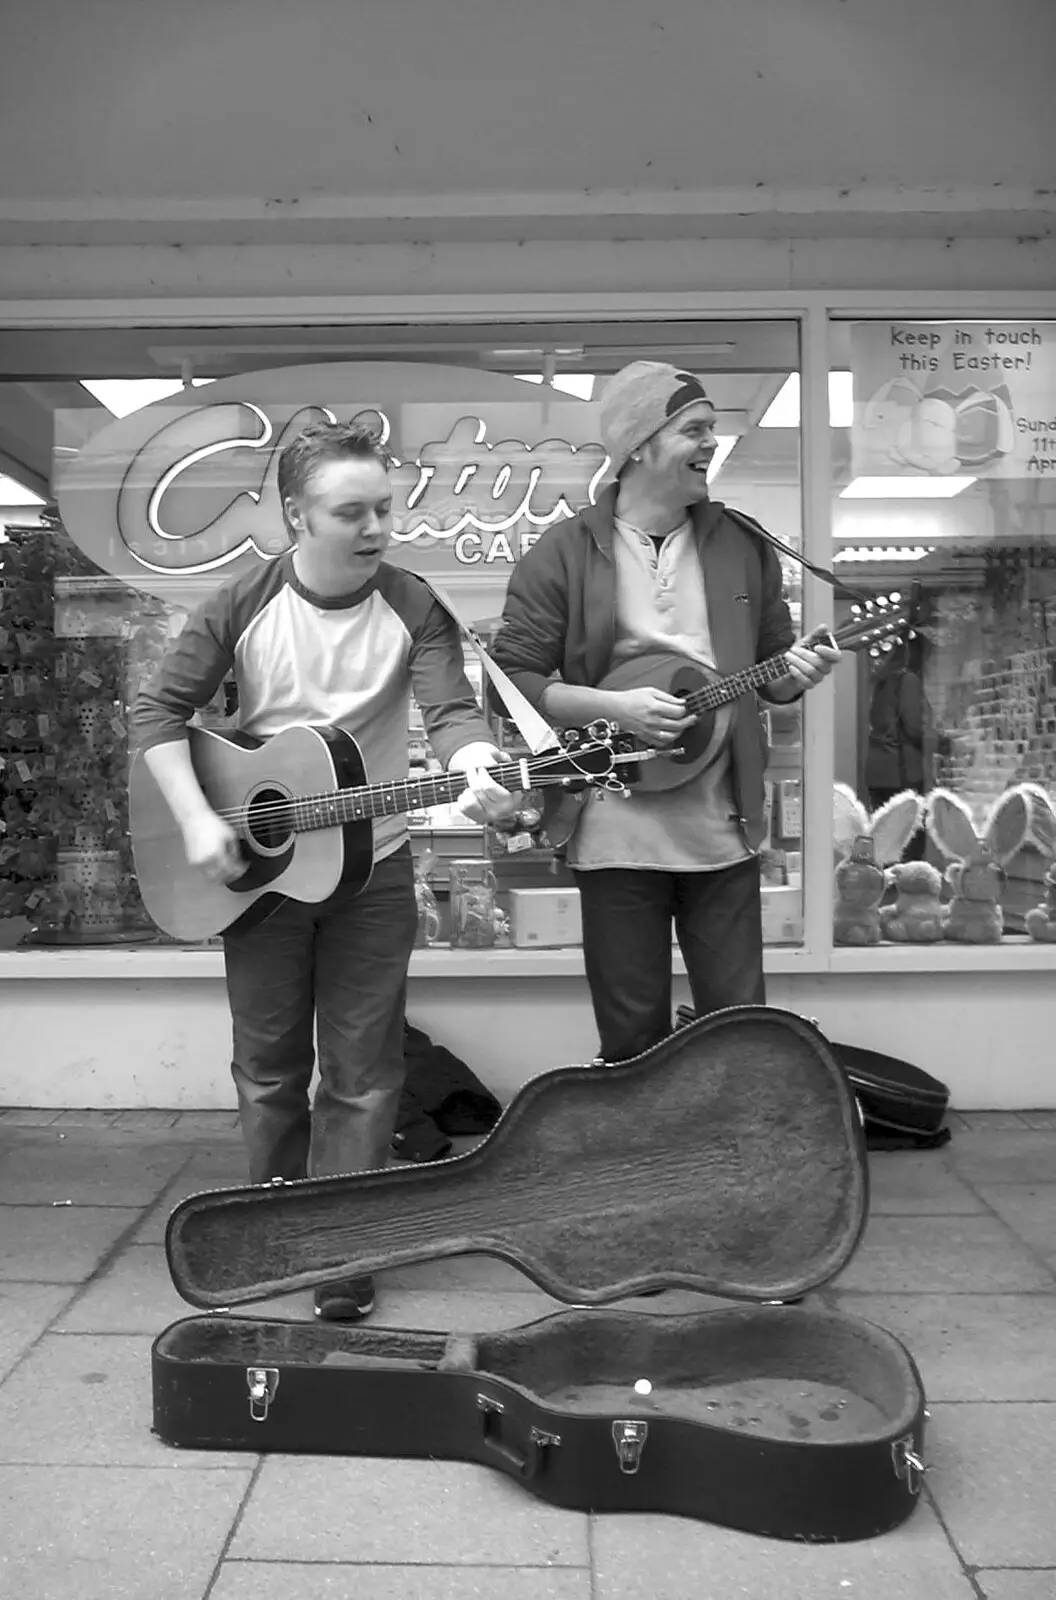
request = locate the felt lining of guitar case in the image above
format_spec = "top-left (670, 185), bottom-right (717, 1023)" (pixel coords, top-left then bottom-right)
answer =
top-left (166, 1007), bottom-right (866, 1308)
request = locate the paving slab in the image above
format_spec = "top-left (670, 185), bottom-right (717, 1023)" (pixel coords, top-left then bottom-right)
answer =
top-left (0, 1282), bottom-right (73, 1381)
top-left (591, 1500), bottom-right (974, 1600)
top-left (945, 1131), bottom-right (1056, 1186)
top-left (0, 1464), bottom-right (251, 1600)
top-left (926, 1402), bottom-right (1056, 1567)
top-left (828, 1292), bottom-right (1056, 1401)
top-left (0, 1205), bottom-right (137, 1282)
top-left (230, 1456), bottom-right (590, 1566)
top-left (0, 1331), bottom-right (249, 1468)
top-left (866, 1151), bottom-right (987, 1215)
top-left (973, 1185), bottom-right (1056, 1267)
top-left (211, 1563), bottom-right (592, 1600)
top-left (975, 1574), bottom-right (1056, 1600)
top-left (0, 1137), bottom-right (188, 1207)
top-left (53, 1243), bottom-right (311, 1333)
top-left (832, 1215), bottom-right (1054, 1293)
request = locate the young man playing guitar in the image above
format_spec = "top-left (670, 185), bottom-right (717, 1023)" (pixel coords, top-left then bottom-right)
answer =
top-left (132, 420), bottom-right (516, 1322)
top-left (491, 361), bottom-right (840, 1065)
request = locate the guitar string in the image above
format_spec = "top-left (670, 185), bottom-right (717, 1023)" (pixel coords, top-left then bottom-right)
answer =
top-left (207, 763), bottom-right (611, 829)
top-left (207, 611), bottom-right (904, 830)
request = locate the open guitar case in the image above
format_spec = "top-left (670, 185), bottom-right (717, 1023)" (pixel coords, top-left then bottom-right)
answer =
top-left (153, 1006), bottom-right (928, 1542)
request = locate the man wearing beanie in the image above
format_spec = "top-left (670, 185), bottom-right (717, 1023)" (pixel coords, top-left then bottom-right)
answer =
top-left (490, 360), bottom-right (839, 1063)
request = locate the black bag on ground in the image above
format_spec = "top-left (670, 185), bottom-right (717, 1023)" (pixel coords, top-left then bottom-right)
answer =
top-left (392, 1022), bottom-right (503, 1163)
top-left (674, 1005), bottom-right (950, 1150)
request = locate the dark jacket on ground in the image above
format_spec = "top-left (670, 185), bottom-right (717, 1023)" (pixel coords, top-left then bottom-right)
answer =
top-left (490, 486), bottom-right (799, 852)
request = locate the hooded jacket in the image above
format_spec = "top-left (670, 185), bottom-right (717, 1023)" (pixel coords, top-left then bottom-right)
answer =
top-left (490, 486), bottom-right (799, 852)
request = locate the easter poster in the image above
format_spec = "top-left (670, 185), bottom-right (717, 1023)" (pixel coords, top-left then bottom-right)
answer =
top-left (850, 321), bottom-right (1056, 480)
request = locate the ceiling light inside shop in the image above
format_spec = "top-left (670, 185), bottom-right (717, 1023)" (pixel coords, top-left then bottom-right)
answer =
top-left (514, 373), bottom-right (597, 399)
top-left (0, 474), bottom-right (45, 504)
top-left (81, 378), bottom-right (215, 418)
top-left (834, 545), bottom-right (935, 563)
top-left (707, 436), bottom-right (738, 482)
top-left (839, 476), bottom-right (975, 499)
top-left (759, 372), bottom-right (854, 429)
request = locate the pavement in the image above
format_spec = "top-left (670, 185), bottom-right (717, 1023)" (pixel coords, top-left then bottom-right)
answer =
top-left (0, 1104), bottom-right (1054, 1600)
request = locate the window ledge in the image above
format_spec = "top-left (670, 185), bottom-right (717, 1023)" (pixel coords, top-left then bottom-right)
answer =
top-left (0, 943), bottom-right (823, 980)
top-left (828, 938), bottom-right (1056, 973)
top-left (3, 940), bottom-right (1050, 981)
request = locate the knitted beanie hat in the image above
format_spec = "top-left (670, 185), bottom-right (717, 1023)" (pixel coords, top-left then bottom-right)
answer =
top-left (598, 361), bottom-right (713, 480)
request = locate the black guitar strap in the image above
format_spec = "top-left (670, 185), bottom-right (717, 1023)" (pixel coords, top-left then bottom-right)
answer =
top-left (725, 509), bottom-right (871, 606)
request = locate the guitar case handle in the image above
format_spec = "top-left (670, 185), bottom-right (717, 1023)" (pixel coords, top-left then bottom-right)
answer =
top-left (476, 1394), bottom-right (560, 1481)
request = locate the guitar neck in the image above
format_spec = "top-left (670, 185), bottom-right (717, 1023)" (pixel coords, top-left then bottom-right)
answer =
top-left (290, 761), bottom-right (524, 834)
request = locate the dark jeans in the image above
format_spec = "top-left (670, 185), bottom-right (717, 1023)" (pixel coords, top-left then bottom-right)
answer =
top-left (223, 844), bottom-right (419, 1185)
top-left (572, 855), bottom-right (766, 1063)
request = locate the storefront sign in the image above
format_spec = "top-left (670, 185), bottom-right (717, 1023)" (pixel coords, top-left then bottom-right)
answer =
top-left (56, 362), bottom-right (608, 601)
top-left (850, 321), bottom-right (1056, 479)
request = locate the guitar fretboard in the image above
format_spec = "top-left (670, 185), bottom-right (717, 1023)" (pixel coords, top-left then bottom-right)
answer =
top-left (287, 761), bottom-right (524, 834)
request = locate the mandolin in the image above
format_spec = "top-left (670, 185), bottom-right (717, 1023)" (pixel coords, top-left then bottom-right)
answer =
top-left (128, 720), bottom-right (642, 941)
top-left (600, 597), bottom-right (910, 793)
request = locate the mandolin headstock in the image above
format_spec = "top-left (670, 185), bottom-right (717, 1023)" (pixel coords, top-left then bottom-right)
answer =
top-left (834, 593), bottom-right (913, 655)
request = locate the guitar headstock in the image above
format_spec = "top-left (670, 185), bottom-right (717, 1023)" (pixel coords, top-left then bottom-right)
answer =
top-left (835, 593), bottom-right (912, 655)
top-left (525, 722), bottom-right (642, 792)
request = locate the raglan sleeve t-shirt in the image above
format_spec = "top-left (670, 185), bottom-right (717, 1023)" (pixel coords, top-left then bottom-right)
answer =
top-left (131, 554), bottom-right (491, 863)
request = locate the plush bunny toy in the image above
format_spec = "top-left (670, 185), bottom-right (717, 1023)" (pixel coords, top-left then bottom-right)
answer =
top-left (926, 787), bottom-right (1035, 943)
top-left (1021, 785), bottom-right (1056, 943)
top-left (881, 859), bottom-right (947, 943)
top-left (832, 786), bottom-right (925, 946)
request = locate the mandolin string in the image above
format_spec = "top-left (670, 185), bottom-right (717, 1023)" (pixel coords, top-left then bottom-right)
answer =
top-left (681, 611), bottom-right (903, 719)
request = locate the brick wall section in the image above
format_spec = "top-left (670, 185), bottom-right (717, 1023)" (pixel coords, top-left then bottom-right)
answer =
top-left (942, 645), bottom-right (1056, 811)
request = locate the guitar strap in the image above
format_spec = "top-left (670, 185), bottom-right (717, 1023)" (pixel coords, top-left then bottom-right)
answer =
top-left (725, 509), bottom-right (872, 606)
top-left (417, 578), bottom-right (563, 755)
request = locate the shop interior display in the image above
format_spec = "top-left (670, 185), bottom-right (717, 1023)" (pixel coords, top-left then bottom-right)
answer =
top-left (925, 786), bottom-right (1035, 944)
top-left (0, 518), bottom-right (227, 946)
top-left (879, 860), bottom-right (948, 944)
top-left (1024, 785), bottom-right (1056, 942)
top-left (830, 788), bottom-right (926, 947)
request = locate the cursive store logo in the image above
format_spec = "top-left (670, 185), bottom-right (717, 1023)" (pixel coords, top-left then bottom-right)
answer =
top-left (57, 371), bottom-right (608, 601)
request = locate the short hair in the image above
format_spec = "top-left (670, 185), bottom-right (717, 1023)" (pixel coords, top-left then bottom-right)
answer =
top-left (277, 419), bottom-right (393, 515)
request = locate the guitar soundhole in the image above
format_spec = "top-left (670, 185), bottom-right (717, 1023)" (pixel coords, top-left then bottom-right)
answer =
top-left (245, 786), bottom-right (294, 855)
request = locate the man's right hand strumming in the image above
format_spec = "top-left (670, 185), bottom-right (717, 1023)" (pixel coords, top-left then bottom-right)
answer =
top-left (182, 811), bottom-right (243, 885)
top-left (142, 740), bottom-right (244, 885)
top-left (606, 687), bottom-right (694, 749)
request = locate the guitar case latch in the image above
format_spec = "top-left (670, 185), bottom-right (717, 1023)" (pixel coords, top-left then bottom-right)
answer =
top-left (247, 1366), bottom-right (280, 1423)
top-left (612, 1419), bottom-right (649, 1474)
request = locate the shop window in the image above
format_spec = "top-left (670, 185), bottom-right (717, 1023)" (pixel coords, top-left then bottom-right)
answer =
top-left (830, 318), bottom-right (1056, 949)
top-left (0, 321), bottom-right (805, 953)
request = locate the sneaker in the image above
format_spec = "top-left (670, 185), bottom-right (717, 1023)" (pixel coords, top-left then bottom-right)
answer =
top-left (314, 1276), bottom-right (375, 1322)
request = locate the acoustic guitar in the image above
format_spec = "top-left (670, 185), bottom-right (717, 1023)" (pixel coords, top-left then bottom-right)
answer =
top-left (128, 721), bottom-right (641, 942)
top-left (600, 597), bottom-right (910, 794)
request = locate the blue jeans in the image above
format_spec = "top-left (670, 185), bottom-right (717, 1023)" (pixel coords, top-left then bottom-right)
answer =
top-left (572, 855), bottom-right (766, 1063)
top-left (223, 844), bottom-right (419, 1184)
